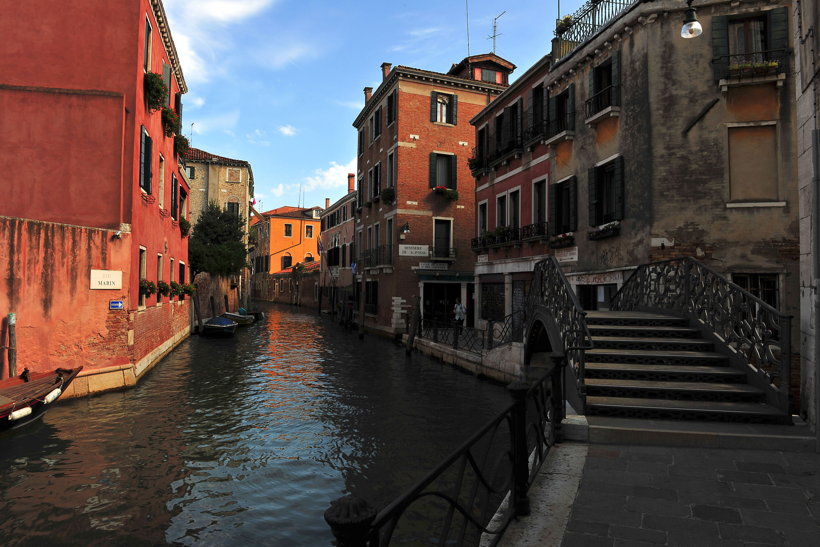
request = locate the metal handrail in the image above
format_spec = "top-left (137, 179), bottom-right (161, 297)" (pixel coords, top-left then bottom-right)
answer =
top-left (552, 0), bottom-right (635, 60)
top-left (610, 257), bottom-right (792, 413)
top-left (584, 84), bottom-right (620, 119)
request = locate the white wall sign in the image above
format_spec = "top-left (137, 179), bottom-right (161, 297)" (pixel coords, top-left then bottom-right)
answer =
top-left (477, 254), bottom-right (489, 263)
top-left (417, 262), bottom-right (448, 270)
top-left (399, 244), bottom-right (429, 257)
top-left (90, 269), bottom-right (123, 290)
top-left (554, 247), bottom-right (578, 263)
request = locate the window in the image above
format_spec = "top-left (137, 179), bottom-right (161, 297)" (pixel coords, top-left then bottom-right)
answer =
top-left (179, 188), bottom-right (188, 220)
top-left (586, 52), bottom-right (620, 118)
top-left (304, 253), bottom-right (314, 262)
top-left (171, 174), bottom-right (179, 220)
top-left (158, 155), bottom-right (165, 208)
top-left (711, 8), bottom-right (789, 81)
top-left (305, 225), bottom-right (313, 238)
top-left (433, 219), bottom-right (452, 258)
top-left (588, 157), bottom-right (625, 226)
top-left (139, 126), bottom-right (152, 194)
top-left (284, 223), bottom-right (292, 237)
top-left (169, 258), bottom-right (174, 283)
top-left (227, 168), bottom-right (241, 183)
top-left (143, 17), bottom-right (152, 72)
top-left (282, 254), bottom-right (293, 269)
top-left (550, 177), bottom-right (578, 235)
top-left (139, 247), bottom-right (147, 307)
top-left (509, 189), bottom-right (520, 229)
top-left (156, 254), bottom-right (163, 305)
top-left (732, 273), bottom-right (779, 309)
top-left (527, 83), bottom-right (546, 140)
top-left (179, 262), bottom-right (186, 284)
top-left (358, 129), bottom-right (364, 155)
top-left (478, 201), bottom-right (488, 234)
top-left (496, 195), bottom-right (507, 227)
top-left (430, 91), bottom-right (457, 124)
top-left (357, 176), bottom-right (364, 208)
top-left (370, 107), bottom-right (382, 141)
top-left (728, 125), bottom-right (778, 201)
top-left (533, 179), bottom-right (547, 225)
top-left (368, 163), bottom-right (381, 199)
top-left (186, 166), bottom-right (195, 179)
top-left (481, 69), bottom-right (497, 83)
top-left (429, 153), bottom-right (456, 189)
top-left (547, 84), bottom-right (575, 137)
top-left (162, 62), bottom-right (172, 107)
top-left (387, 152), bottom-right (395, 188)
top-left (226, 201), bottom-right (239, 217)
top-left (386, 90), bottom-right (397, 125)
top-left (365, 280), bottom-right (378, 314)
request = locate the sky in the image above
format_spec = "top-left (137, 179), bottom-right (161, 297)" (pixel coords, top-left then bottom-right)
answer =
top-left (162, 0), bottom-right (589, 213)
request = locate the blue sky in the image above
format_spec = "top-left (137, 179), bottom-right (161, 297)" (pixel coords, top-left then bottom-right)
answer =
top-left (163, 0), bottom-right (587, 212)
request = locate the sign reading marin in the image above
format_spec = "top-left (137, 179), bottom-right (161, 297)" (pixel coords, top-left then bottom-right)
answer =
top-left (399, 244), bottom-right (429, 257)
top-left (90, 269), bottom-right (123, 290)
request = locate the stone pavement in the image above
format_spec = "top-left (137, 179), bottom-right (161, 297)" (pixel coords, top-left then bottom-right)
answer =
top-left (502, 441), bottom-right (820, 546)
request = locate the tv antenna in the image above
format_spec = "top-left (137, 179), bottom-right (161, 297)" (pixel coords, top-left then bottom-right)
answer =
top-left (465, 0), bottom-right (471, 57)
top-left (488, 11), bottom-right (505, 54)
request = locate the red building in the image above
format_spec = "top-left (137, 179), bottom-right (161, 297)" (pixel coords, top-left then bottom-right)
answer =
top-left (353, 56), bottom-right (514, 335)
top-left (0, 0), bottom-right (191, 396)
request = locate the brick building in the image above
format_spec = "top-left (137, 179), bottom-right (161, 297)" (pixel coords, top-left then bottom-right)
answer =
top-left (352, 55), bottom-right (514, 336)
top-left (0, 0), bottom-right (190, 395)
top-left (319, 174), bottom-right (358, 319)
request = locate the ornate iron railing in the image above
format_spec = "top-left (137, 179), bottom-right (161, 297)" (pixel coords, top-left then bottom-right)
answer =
top-left (487, 309), bottom-right (527, 349)
top-left (584, 84), bottom-right (620, 119)
top-left (521, 221), bottom-right (549, 240)
top-left (529, 257), bottom-right (593, 409)
top-left (610, 257), bottom-right (792, 413)
top-left (552, 0), bottom-right (635, 61)
top-left (546, 111), bottom-right (575, 138)
top-left (420, 319), bottom-right (485, 355)
top-left (324, 367), bottom-right (561, 546)
top-left (712, 48), bottom-right (789, 81)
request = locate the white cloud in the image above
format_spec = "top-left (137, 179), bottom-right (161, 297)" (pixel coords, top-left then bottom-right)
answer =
top-left (335, 99), bottom-right (364, 110)
top-left (278, 125), bottom-right (296, 136)
top-left (246, 129), bottom-right (271, 146)
top-left (302, 158), bottom-right (357, 192)
top-left (188, 110), bottom-right (240, 136)
top-left (172, 0), bottom-right (277, 24)
top-left (253, 43), bottom-right (320, 70)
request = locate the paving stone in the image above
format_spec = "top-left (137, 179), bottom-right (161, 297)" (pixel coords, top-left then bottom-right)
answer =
top-left (780, 526), bottom-right (820, 545)
top-left (632, 485), bottom-right (678, 501)
top-left (734, 461), bottom-right (785, 474)
top-left (580, 479), bottom-right (636, 498)
top-left (691, 504), bottom-right (742, 523)
top-left (566, 518), bottom-right (609, 537)
top-left (716, 469), bottom-right (774, 485)
top-left (714, 495), bottom-right (768, 511)
top-left (809, 500), bottom-right (820, 520)
top-left (739, 508), bottom-right (820, 531)
top-left (583, 469), bottom-right (660, 487)
top-left (626, 496), bottom-right (691, 517)
top-left (717, 523), bottom-right (785, 544)
top-left (573, 490), bottom-right (628, 511)
top-left (731, 483), bottom-right (809, 502)
top-left (763, 498), bottom-right (811, 516)
top-left (626, 460), bottom-right (671, 475)
top-left (570, 506), bottom-right (642, 528)
top-left (642, 513), bottom-right (720, 537)
top-left (613, 539), bottom-right (660, 547)
top-left (610, 524), bottom-right (667, 544)
top-left (561, 531), bottom-right (613, 547)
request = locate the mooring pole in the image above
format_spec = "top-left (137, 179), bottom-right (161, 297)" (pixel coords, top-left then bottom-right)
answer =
top-left (7, 313), bottom-right (17, 378)
top-left (324, 495), bottom-right (377, 547)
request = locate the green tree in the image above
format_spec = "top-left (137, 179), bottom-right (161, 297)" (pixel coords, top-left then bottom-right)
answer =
top-left (189, 201), bottom-right (247, 276)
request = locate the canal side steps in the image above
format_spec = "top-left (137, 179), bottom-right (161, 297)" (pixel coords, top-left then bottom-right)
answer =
top-left (582, 311), bottom-right (790, 425)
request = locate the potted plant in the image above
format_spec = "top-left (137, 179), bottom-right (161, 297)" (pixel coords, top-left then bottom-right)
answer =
top-left (182, 283), bottom-right (196, 296)
top-left (156, 280), bottom-right (170, 297)
top-left (170, 281), bottom-right (183, 297)
top-left (549, 232), bottom-right (575, 249)
top-left (588, 220), bottom-right (621, 240)
top-left (556, 15), bottom-right (573, 35)
top-left (179, 217), bottom-right (191, 237)
top-left (161, 106), bottom-right (181, 137)
top-left (139, 279), bottom-right (157, 296)
top-left (433, 186), bottom-right (459, 201)
top-left (143, 72), bottom-right (168, 112)
top-left (174, 134), bottom-right (189, 156)
top-left (380, 186), bottom-right (396, 204)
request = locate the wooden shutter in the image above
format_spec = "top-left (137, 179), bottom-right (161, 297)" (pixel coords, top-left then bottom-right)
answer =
top-left (429, 152), bottom-right (437, 187)
top-left (588, 64), bottom-right (596, 107)
top-left (547, 94), bottom-right (556, 134)
top-left (711, 15), bottom-right (729, 82)
top-left (162, 63), bottom-right (172, 106)
top-left (588, 167), bottom-right (598, 226)
top-left (145, 133), bottom-right (153, 194)
top-left (548, 183), bottom-right (558, 235)
top-left (568, 176), bottom-right (578, 232)
top-left (430, 91), bottom-right (438, 122)
top-left (527, 88), bottom-right (535, 134)
top-left (139, 127), bottom-right (146, 191)
top-left (613, 156), bottom-right (625, 220)
top-left (450, 154), bottom-right (457, 189)
top-left (768, 7), bottom-right (789, 69)
top-left (175, 93), bottom-right (183, 122)
top-left (171, 174), bottom-right (178, 218)
top-left (612, 49), bottom-right (621, 106)
top-left (450, 94), bottom-right (458, 125)
top-left (515, 100), bottom-right (523, 141)
top-left (567, 84), bottom-right (576, 131)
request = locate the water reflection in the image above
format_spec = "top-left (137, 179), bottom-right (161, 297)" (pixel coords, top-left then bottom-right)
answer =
top-left (0, 304), bottom-right (510, 545)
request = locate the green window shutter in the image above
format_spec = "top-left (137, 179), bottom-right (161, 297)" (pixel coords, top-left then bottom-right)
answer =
top-left (527, 88), bottom-right (534, 133)
top-left (515, 101), bottom-right (523, 141)
top-left (567, 84), bottom-right (576, 131)
top-left (451, 94), bottom-right (458, 125)
top-left (145, 133), bottom-right (153, 194)
top-left (430, 91), bottom-right (438, 122)
top-left (588, 64), bottom-right (596, 104)
top-left (568, 176), bottom-right (578, 232)
top-left (549, 183), bottom-right (558, 234)
top-left (139, 127), bottom-right (146, 190)
top-left (162, 63), bottom-right (172, 107)
top-left (612, 49), bottom-right (621, 106)
top-left (588, 167), bottom-right (598, 226)
top-left (768, 7), bottom-right (789, 64)
top-left (548, 94), bottom-right (556, 133)
top-left (450, 155), bottom-right (457, 189)
top-left (614, 156), bottom-right (625, 220)
top-left (429, 152), bottom-right (437, 187)
top-left (711, 15), bottom-right (729, 81)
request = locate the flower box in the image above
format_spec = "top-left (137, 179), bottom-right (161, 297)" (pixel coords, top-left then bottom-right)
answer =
top-left (588, 221), bottom-right (620, 241)
top-left (549, 232), bottom-right (575, 249)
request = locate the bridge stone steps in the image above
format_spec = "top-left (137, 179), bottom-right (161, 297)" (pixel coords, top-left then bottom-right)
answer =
top-left (579, 310), bottom-right (785, 424)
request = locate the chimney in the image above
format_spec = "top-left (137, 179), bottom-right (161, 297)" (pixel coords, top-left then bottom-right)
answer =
top-left (364, 86), bottom-right (373, 102)
top-left (381, 62), bottom-right (392, 80)
top-left (325, 198), bottom-right (330, 209)
top-left (347, 173), bottom-right (355, 194)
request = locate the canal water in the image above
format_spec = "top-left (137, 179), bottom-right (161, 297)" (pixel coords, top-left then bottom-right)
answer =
top-left (0, 304), bottom-right (511, 546)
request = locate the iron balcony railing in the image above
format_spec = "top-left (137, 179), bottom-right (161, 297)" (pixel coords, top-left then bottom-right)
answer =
top-left (488, 134), bottom-right (523, 165)
top-left (712, 48), bottom-right (788, 81)
top-left (520, 221), bottom-right (549, 240)
top-left (361, 245), bottom-right (394, 268)
top-left (552, 0), bottom-right (635, 61)
top-left (325, 365), bottom-right (562, 546)
top-left (546, 112), bottom-right (575, 138)
top-left (523, 108), bottom-right (546, 143)
top-left (469, 148), bottom-right (488, 174)
top-left (610, 257), bottom-right (792, 414)
top-left (431, 246), bottom-right (456, 260)
top-left (584, 84), bottom-right (620, 119)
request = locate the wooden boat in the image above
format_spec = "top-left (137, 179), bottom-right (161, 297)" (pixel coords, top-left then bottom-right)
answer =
top-left (0, 367), bottom-right (82, 432)
top-left (202, 316), bottom-right (238, 337)
top-left (222, 312), bottom-right (255, 326)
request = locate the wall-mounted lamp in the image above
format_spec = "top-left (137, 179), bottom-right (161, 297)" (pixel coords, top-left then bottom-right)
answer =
top-left (112, 230), bottom-right (122, 240)
top-left (681, 0), bottom-right (702, 39)
top-left (400, 222), bottom-right (411, 234)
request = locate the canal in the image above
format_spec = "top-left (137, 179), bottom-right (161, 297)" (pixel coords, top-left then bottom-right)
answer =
top-left (0, 303), bottom-right (511, 545)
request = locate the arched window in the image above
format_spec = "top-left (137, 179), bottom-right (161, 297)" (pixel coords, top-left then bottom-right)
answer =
top-left (304, 253), bottom-right (314, 263)
top-left (282, 253), bottom-right (292, 269)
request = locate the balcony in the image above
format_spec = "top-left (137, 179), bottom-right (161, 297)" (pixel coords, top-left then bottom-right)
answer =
top-left (469, 149), bottom-right (488, 175)
top-left (521, 221), bottom-right (549, 241)
top-left (544, 113), bottom-right (575, 146)
top-left (488, 134), bottom-right (523, 166)
top-left (430, 246), bottom-right (456, 261)
top-left (714, 49), bottom-right (788, 91)
top-left (523, 108), bottom-right (546, 145)
top-left (584, 85), bottom-right (620, 125)
top-left (551, 0), bottom-right (633, 62)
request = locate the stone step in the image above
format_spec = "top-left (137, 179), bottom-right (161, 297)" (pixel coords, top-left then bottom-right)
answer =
top-left (585, 362), bottom-right (746, 383)
top-left (591, 336), bottom-right (714, 352)
top-left (586, 396), bottom-right (788, 424)
top-left (585, 348), bottom-right (728, 366)
top-left (585, 378), bottom-right (764, 402)
top-left (588, 324), bottom-right (701, 338)
top-left (585, 311), bottom-right (689, 328)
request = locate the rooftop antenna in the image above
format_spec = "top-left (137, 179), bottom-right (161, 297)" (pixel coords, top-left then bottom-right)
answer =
top-left (190, 122), bottom-right (195, 147)
top-left (488, 11), bottom-right (505, 54)
top-left (465, 0), bottom-right (471, 57)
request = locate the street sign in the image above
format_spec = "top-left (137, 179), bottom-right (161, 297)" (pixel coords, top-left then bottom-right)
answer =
top-left (109, 300), bottom-right (124, 310)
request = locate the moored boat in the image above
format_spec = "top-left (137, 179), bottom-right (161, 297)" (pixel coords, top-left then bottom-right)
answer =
top-left (222, 312), bottom-right (255, 325)
top-left (202, 316), bottom-right (238, 337)
top-left (0, 367), bottom-right (83, 432)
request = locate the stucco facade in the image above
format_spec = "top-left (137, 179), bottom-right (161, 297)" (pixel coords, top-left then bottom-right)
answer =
top-left (0, 0), bottom-right (191, 396)
top-left (319, 175), bottom-right (359, 318)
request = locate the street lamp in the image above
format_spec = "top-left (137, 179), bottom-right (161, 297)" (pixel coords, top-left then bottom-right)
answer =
top-left (681, 0), bottom-right (702, 39)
